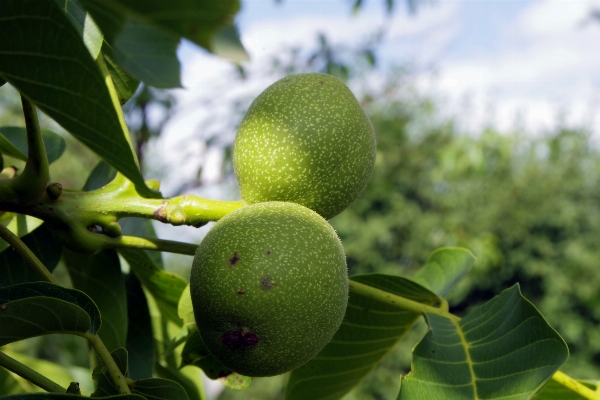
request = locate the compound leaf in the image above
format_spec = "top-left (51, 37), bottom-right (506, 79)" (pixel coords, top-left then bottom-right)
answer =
top-left (0, 0), bottom-right (158, 198)
top-left (398, 284), bottom-right (569, 400)
top-left (285, 274), bottom-right (439, 400)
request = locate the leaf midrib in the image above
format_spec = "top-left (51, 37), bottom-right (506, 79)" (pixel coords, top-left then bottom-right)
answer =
top-left (451, 317), bottom-right (479, 400)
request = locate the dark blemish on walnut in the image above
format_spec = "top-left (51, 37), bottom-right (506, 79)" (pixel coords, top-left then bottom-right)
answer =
top-left (0, 305), bottom-right (6, 311)
top-left (237, 290), bottom-right (245, 295)
top-left (260, 276), bottom-right (277, 290)
top-left (221, 328), bottom-right (259, 349)
top-left (266, 250), bottom-right (271, 255)
top-left (229, 253), bottom-right (240, 266)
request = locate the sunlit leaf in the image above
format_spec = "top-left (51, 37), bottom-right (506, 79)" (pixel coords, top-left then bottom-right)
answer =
top-left (398, 285), bottom-right (569, 399)
top-left (120, 249), bottom-right (186, 326)
top-left (0, 0), bottom-right (158, 198)
top-left (56, 0), bottom-right (104, 59)
top-left (412, 247), bottom-right (476, 298)
top-left (285, 274), bottom-right (439, 400)
top-left (177, 285), bottom-right (195, 329)
top-left (64, 249), bottom-right (127, 351)
top-left (0, 224), bottom-right (62, 288)
top-left (0, 127), bottom-right (66, 164)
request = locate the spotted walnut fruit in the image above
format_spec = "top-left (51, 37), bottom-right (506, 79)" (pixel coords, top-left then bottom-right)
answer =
top-left (233, 73), bottom-right (376, 219)
top-left (190, 202), bottom-right (348, 377)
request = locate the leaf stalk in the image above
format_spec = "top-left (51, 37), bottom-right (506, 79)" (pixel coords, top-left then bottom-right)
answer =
top-left (0, 351), bottom-right (66, 393)
top-left (0, 222), bottom-right (58, 284)
top-left (348, 280), bottom-right (460, 322)
top-left (83, 332), bottom-right (131, 395)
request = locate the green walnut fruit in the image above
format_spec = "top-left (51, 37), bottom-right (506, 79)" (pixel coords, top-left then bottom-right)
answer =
top-left (234, 73), bottom-right (376, 219)
top-left (190, 202), bottom-right (348, 377)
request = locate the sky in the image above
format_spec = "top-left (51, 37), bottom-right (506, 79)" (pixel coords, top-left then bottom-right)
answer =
top-left (149, 0), bottom-right (600, 245)
top-left (146, 1), bottom-right (600, 396)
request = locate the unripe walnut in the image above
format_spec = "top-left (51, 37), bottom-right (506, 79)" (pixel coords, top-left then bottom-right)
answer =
top-left (234, 73), bottom-right (376, 219)
top-left (190, 202), bottom-right (348, 377)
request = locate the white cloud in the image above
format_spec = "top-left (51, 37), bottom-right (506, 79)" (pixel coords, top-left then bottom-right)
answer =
top-left (433, 0), bottom-right (600, 133)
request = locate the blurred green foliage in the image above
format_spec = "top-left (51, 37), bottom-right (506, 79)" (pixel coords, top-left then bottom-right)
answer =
top-left (334, 88), bottom-right (600, 385)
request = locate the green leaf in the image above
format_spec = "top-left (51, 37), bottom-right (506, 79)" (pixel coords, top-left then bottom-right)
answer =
top-left (285, 274), bottom-right (439, 400)
top-left (180, 329), bottom-right (232, 380)
top-left (0, 0), bottom-right (158, 198)
top-left (103, 48), bottom-right (140, 105)
top-left (120, 249), bottom-right (186, 325)
top-left (0, 282), bottom-right (101, 342)
top-left (0, 298), bottom-right (90, 346)
top-left (177, 285), bottom-right (195, 329)
top-left (133, 378), bottom-right (189, 400)
top-left (0, 224), bottom-right (63, 288)
top-left (0, 214), bottom-right (45, 253)
top-left (155, 363), bottom-right (206, 400)
top-left (211, 25), bottom-right (250, 64)
top-left (83, 160), bottom-right (118, 191)
top-left (79, 2), bottom-right (181, 88)
top-left (81, 0), bottom-right (247, 63)
top-left (109, 18), bottom-right (181, 89)
top-left (56, 0), bottom-right (104, 59)
top-left (398, 284), bottom-right (569, 399)
top-left (1, 395), bottom-right (146, 400)
top-left (0, 127), bottom-right (66, 164)
top-left (64, 249), bottom-right (128, 352)
top-left (125, 273), bottom-right (154, 380)
top-left (0, 133), bottom-right (26, 161)
top-left (412, 247), bottom-right (476, 298)
top-left (534, 378), bottom-right (599, 399)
